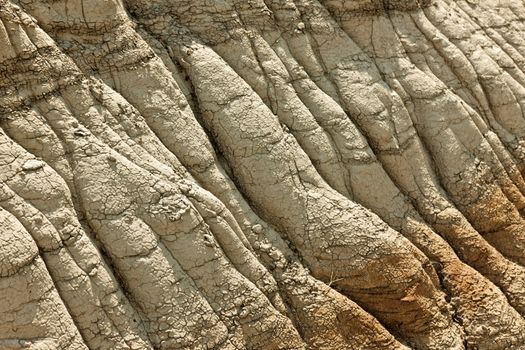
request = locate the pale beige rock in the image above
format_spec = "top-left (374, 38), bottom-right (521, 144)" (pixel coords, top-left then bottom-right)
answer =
top-left (2, 0), bottom-right (525, 349)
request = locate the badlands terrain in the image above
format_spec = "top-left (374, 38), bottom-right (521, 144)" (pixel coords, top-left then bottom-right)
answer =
top-left (2, 0), bottom-right (525, 349)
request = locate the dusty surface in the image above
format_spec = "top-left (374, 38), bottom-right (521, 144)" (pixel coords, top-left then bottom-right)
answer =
top-left (1, 0), bottom-right (525, 349)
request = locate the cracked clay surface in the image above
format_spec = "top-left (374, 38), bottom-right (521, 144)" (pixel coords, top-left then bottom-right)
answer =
top-left (2, 0), bottom-right (525, 349)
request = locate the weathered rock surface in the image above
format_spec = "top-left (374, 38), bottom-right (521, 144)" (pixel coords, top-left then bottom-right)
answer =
top-left (1, 0), bottom-right (525, 348)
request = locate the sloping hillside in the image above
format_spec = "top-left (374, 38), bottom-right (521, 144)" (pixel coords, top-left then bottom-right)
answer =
top-left (2, 0), bottom-right (525, 348)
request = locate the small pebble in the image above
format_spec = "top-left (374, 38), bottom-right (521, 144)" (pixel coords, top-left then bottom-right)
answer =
top-left (73, 127), bottom-right (90, 137)
top-left (22, 159), bottom-right (45, 171)
top-left (251, 224), bottom-right (264, 234)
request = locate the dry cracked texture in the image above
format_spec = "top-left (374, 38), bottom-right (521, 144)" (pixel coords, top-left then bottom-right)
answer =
top-left (2, 0), bottom-right (525, 349)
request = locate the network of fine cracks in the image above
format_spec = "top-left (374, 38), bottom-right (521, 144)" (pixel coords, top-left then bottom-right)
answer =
top-left (2, 0), bottom-right (525, 349)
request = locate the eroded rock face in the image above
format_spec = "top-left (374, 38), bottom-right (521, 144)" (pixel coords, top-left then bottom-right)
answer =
top-left (1, 0), bottom-right (525, 348)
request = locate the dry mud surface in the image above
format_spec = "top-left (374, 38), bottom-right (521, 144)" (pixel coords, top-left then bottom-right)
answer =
top-left (2, 0), bottom-right (525, 349)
